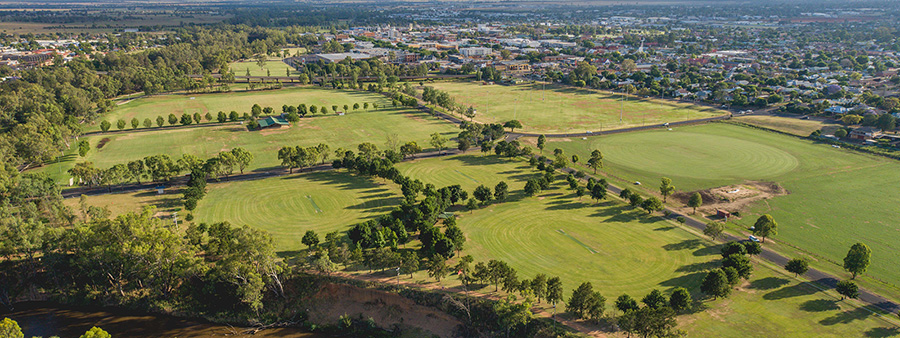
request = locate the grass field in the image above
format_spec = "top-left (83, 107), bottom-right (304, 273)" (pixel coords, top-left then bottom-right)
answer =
top-left (736, 115), bottom-right (840, 136)
top-left (193, 171), bottom-right (400, 250)
top-left (398, 154), bottom-right (716, 296)
top-left (93, 86), bottom-right (363, 132)
top-left (428, 81), bottom-right (724, 133)
top-left (230, 58), bottom-right (297, 77)
top-left (395, 154), bottom-right (898, 337)
top-left (540, 122), bottom-right (900, 289)
top-left (63, 188), bottom-right (182, 218)
top-left (34, 87), bottom-right (458, 185)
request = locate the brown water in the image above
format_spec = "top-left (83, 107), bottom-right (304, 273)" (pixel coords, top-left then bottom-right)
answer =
top-left (2, 302), bottom-right (326, 338)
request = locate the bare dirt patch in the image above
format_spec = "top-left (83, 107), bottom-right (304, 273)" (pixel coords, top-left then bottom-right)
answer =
top-left (259, 126), bottom-right (291, 136)
top-left (96, 138), bottom-right (111, 149)
top-left (673, 181), bottom-right (788, 216)
top-left (304, 282), bottom-right (462, 338)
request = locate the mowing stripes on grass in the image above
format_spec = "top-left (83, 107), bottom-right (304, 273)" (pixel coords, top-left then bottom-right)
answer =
top-left (306, 195), bottom-right (323, 213)
top-left (454, 169), bottom-right (480, 183)
top-left (557, 229), bottom-right (598, 254)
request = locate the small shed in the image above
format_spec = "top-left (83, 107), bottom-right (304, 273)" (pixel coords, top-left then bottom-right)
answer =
top-left (156, 185), bottom-right (166, 194)
top-left (716, 209), bottom-right (732, 220)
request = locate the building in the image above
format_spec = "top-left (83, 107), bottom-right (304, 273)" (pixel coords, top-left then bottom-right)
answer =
top-left (459, 47), bottom-right (492, 57)
top-left (258, 116), bottom-right (290, 129)
top-left (289, 53), bottom-right (372, 65)
top-left (849, 127), bottom-right (881, 141)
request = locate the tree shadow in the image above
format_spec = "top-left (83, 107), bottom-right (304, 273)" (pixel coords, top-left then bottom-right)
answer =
top-left (653, 226), bottom-right (676, 231)
top-left (763, 282), bottom-right (820, 300)
top-left (662, 239), bottom-right (704, 251)
top-left (692, 245), bottom-right (721, 257)
top-left (659, 272), bottom-right (706, 288)
top-left (675, 261), bottom-right (720, 273)
top-left (799, 299), bottom-right (840, 312)
top-left (820, 306), bottom-right (875, 326)
top-left (747, 277), bottom-right (791, 290)
top-left (865, 327), bottom-right (900, 337)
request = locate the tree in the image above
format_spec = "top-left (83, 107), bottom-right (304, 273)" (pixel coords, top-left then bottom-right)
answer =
top-left (0, 318), bottom-right (23, 338)
top-left (77, 140), bottom-right (90, 157)
top-left (473, 185), bottom-right (493, 204)
top-left (704, 222), bottom-right (725, 240)
top-left (466, 198), bottom-right (478, 211)
top-left (229, 111), bottom-right (239, 121)
top-left (642, 289), bottom-right (667, 310)
top-left (494, 294), bottom-right (534, 336)
top-left (836, 280), bottom-right (859, 300)
top-left (116, 119), bottom-right (126, 130)
top-left (302, 230), bottom-right (319, 249)
top-left (720, 241), bottom-right (747, 258)
top-left (205, 112), bottom-right (213, 122)
top-left (843, 242), bottom-right (871, 279)
top-left (399, 141), bottom-right (422, 159)
top-left (524, 179), bottom-right (541, 197)
top-left (400, 251), bottom-right (420, 278)
top-left (156, 116), bottom-right (165, 127)
top-left (616, 294), bottom-right (639, 314)
top-left (79, 327), bottom-right (111, 338)
top-left (100, 120), bottom-right (111, 132)
top-left (430, 132), bottom-right (448, 153)
top-left (429, 255), bottom-right (450, 283)
top-left (143, 118), bottom-right (152, 128)
top-left (353, 103), bottom-right (360, 110)
top-left (546, 276), bottom-right (563, 307)
top-left (723, 253), bottom-right (753, 279)
top-left (659, 177), bottom-right (675, 202)
top-left (688, 192), bottom-right (702, 214)
top-left (619, 306), bottom-right (681, 338)
top-left (180, 113), bottom-right (193, 125)
top-left (167, 113), bottom-right (178, 125)
top-left (494, 181), bottom-right (509, 202)
top-left (669, 287), bottom-right (691, 313)
top-left (567, 282), bottom-right (605, 320)
top-left (587, 150), bottom-right (603, 173)
top-left (230, 147), bottom-right (254, 174)
top-left (537, 135), bottom-right (546, 153)
top-left (744, 241), bottom-right (762, 256)
top-left (785, 258), bottom-right (809, 277)
top-left (131, 117), bottom-right (140, 129)
top-left (590, 183), bottom-right (606, 202)
top-left (700, 269), bottom-right (730, 300)
top-left (629, 194), bottom-right (644, 209)
top-left (504, 120), bottom-right (523, 132)
top-left (641, 196), bottom-right (663, 214)
top-left (531, 274), bottom-right (547, 303)
top-left (752, 214), bottom-right (778, 243)
top-left (193, 112), bottom-right (202, 124)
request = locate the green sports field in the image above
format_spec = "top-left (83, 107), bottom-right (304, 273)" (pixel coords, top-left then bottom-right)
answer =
top-left (396, 155), bottom-right (897, 337)
top-left (429, 81), bottom-right (724, 133)
top-left (194, 171), bottom-right (401, 250)
top-left (93, 87), bottom-right (375, 132)
top-left (543, 122), bottom-right (900, 288)
top-left (35, 87), bottom-right (457, 185)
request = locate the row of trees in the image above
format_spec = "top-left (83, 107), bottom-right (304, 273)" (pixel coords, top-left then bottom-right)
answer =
top-left (68, 148), bottom-right (253, 188)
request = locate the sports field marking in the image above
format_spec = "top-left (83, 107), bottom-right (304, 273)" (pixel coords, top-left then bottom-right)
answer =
top-left (306, 195), bottom-right (323, 213)
top-left (454, 169), bottom-right (480, 183)
top-left (557, 229), bottom-right (598, 254)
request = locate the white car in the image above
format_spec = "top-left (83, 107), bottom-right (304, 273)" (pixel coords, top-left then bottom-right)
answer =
top-left (749, 235), bottom-right (760, 242)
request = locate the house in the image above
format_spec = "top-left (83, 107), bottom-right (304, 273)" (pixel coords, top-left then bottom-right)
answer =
top-left (825, 106), bottom-right (849, 115)
top-left (849, 126), bottom-right (881, 141)
top-left (258, 116), bottom-right (290, 129)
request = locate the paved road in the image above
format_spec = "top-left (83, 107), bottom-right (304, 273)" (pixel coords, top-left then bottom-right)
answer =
top-left (546, 163), bottom-right (900, 315)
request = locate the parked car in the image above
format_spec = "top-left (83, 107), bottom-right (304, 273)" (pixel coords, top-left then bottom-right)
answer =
top-left (749, 235), bottom-right (760, 242)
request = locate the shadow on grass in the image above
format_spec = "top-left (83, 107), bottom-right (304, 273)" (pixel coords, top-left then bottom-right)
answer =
top-left (799, 299), bottom-right (840, 312)
top-left (747, 277), bottom-right (791, 290)
top-left (659, 272), bottom-right (706, 288)
top-left (820, 306), bottom-right (875, 326)
top-left (762, 282), bottom-right (820, 300)
top-left (865, 327), bottom-right (900, 337)
top-left (675, 261), bottom-right (720, 273)
top-left (692, 245), bottom-right (721, 257)
top-left (662, 239), bottom-right (704, 251)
